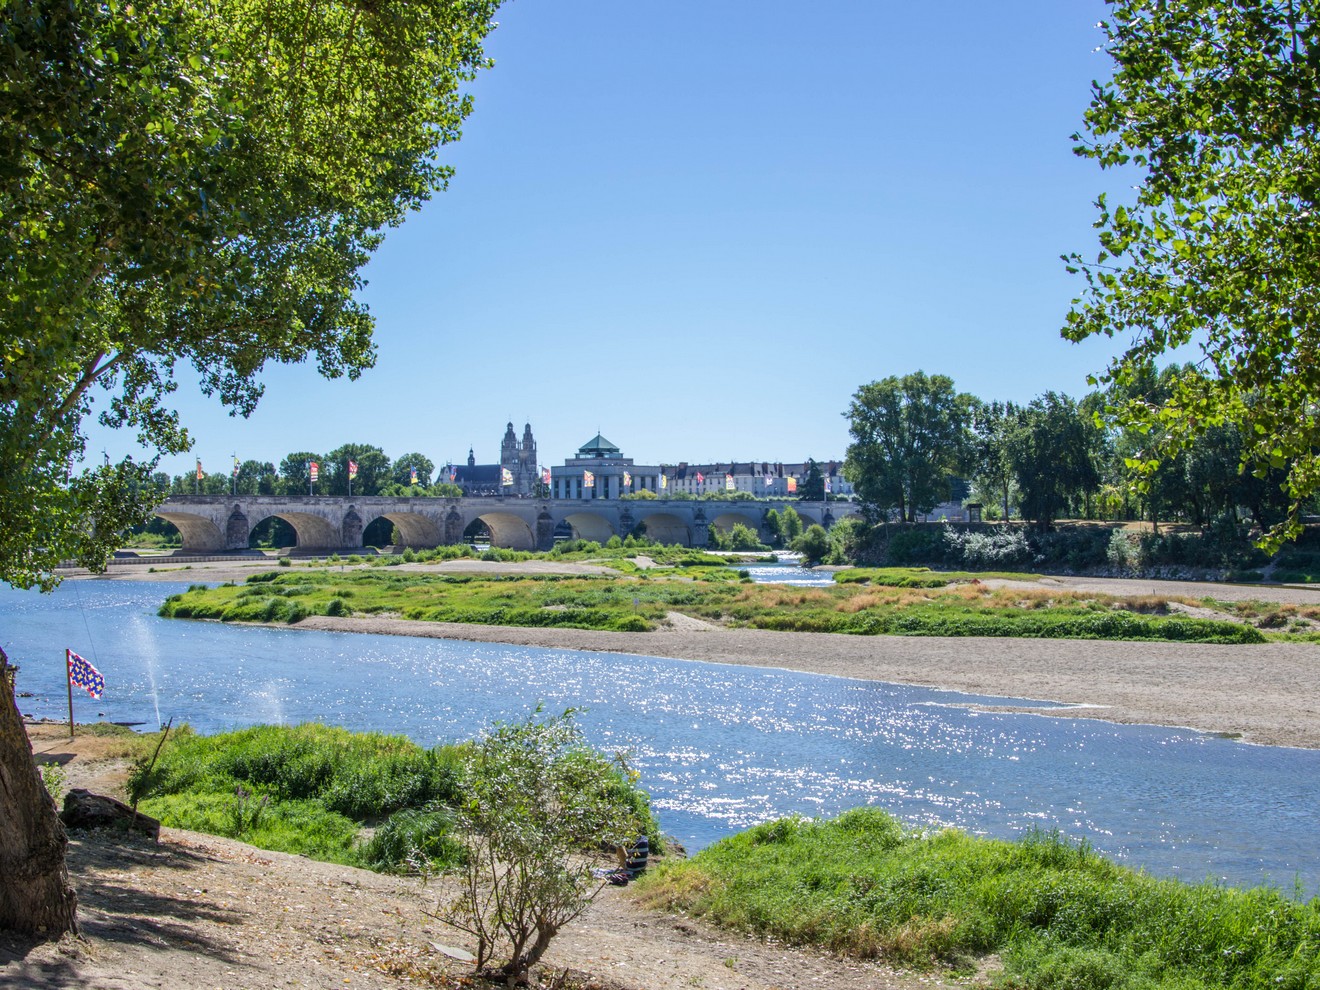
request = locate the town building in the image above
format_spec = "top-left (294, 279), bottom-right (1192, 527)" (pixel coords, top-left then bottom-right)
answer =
top-left (449, 422), bottom-right (540, 497)
top-left (550, 435), bottom-right (664, 500)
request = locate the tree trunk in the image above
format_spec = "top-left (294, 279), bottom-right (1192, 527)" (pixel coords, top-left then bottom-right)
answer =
top-left (0, 647), bottom-right (78, 938)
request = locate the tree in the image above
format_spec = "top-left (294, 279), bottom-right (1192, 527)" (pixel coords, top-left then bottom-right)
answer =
top-left (277, 452), bottom-right (326, 496)
top-left (843, 372), bottom-right (975, 523)
top-left (235, 460), bottom-right (278, 496)
top-left (799, 459), bottom-right (826, 501)
top-left (1064, 0), bottom-right (1320, 546)
top-left (323, 443), bottom-right (389, 496)
top-left (439, 710), bottom-right (644, 985)
top-left (391, 453), bottom-right (435, 490)
top-left (1006, 393), bottom-right (1101, 532)
top-left (793, 524), bottom-right (832, 565)
top-left (970, 400), bottom-right (1020, 522)
top-left (0, 0), bottom-right (501, 938)
top-left (2, 0), bottom-right (500, 579)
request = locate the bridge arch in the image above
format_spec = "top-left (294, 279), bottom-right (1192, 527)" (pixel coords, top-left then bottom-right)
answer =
top-left (631, 511), bottom-right (690, 545)
top-left (251, 511), bottom-right (340, 552)
top-left (557, 511), bottom-right (615, 544)
top-left (362, 510), bottom-right (442, 548)
top-left (470, 511), bottom-right (537, 551)
top-left (708, 510), bottom-right (762, 535)
top-left (153, 509), bottom-right (227, 553)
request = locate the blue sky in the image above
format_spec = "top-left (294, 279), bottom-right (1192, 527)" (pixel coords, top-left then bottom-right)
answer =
top-left (92, 0), bottom-right (1127, 479)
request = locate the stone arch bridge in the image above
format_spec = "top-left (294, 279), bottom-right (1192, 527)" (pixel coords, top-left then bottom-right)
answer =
top-left (155, 496), bottom-right (859, 554)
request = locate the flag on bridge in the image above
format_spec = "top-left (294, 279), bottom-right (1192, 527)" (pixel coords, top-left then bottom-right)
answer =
top-left (309, 460), bottom-right (319, 483)
top-left (659, 473), bottom-right (667, 490)
top-left (542, 466), bottom-right (551, 485)
top-left (623, 471), bottom-right (632, 489)
top-left (410, 466), bottom-right (418, 485)
top-left (196, 458), bottom-right (203, 480)
top-left (583, 470), bottom-right (595, 488)
top-left (824, 475), bottom-right (832, 494)
top-left (67, 650), bottom-right (104, 700)
top-left (696, 471), bottom-right (704, 485)
top-left (501, 467), bottom-right (514, 487)
top-left (787, 476), bottom-right (797, 494)
top-left (348, 460), bottom-right (358, 480)
top-left (232, 456), bottom-right (239, 478)
top-left (725, 473), bottom-right (734, 491)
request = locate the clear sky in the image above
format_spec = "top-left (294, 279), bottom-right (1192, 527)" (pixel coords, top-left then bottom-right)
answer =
top-left (91, 0), bottom-right (1127, 480)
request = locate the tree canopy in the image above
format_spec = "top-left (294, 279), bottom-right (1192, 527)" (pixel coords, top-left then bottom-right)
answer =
top-left (0, 0), bottom-right (501, 588)
top-left (843, 372), bottom-right (975, 522)
top-left (1064, 0), bottom-right (1320, 546)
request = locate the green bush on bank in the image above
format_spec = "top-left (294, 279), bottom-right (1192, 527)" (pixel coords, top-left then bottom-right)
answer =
top-left (633, 808), bottom-right (1320, 989)
top-left (126, 722), bottom-right (663, 872)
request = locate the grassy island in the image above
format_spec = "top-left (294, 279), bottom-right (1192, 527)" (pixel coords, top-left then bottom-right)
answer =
top-left (156, 556), bottom-right (1279, 643)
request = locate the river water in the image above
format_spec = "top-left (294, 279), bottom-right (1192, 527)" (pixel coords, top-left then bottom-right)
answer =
top-left (3, 580), bottom-right (1318, 894)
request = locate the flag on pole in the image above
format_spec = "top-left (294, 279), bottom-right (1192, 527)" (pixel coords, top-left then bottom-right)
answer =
top-left (787, 476), bottom-right (797, 494)
top-left (232, 457), bottom-right (239, 478)
top-left (449, 469), bottom-right (457, 483)
top-left (824, 475), bottom-right (832, 494)
top-left (67, 651), bottom-right (104, 699)
top-left (542, 467), bottom-right (551, 485)
top-left (659, 473), bottom-right (667, 490)
top-left (623, 471), bottom-right (632, 488)
top-left (410, 466), bottom-right (418, 485)
top-left (696, 471), bottom-right (704, 485)
top-left (196, 458), bottom-right (203, 480)
top-left (348, 460), bottom-right (358, 480)
top-left (501, 467), bottom-right (514, 486)
top-left (309, 460), bottom-right (319, 483)
top-left (725, 473), bottom-right (734, 491)
top-left (583, 470), bottom-right (595, 488)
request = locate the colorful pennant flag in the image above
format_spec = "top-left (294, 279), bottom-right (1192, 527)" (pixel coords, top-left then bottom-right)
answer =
top-left (583, 470), bottom-right (595, 488)
top-left (659, 473), bottom-right (667, 490)
top-left (696, 471), bottom-right (704, 484)
top-left (824, 475), bottom-right (832, 494)
top-left (786, 476), bottom-right (797, 494)
top-left (623, 471), bottom-right (632, 488)
top-left (410, 466), bottom-right (418, 485)
top-left (348, 460), bottom-right (358, 480)
top-left (67, 650), bottom-right (104, 700)
top-left (725, 473), bottom-right (734, 491)
top-left (501, 467), bottom-right (514, 486)
top-left (232, 457), bottom-right (239, 478)
top-left (195, 458), bottom-right (203, 480)
top-left (449, 469), bottom-right (457, 483)
top-left (309, 460), bottom-right (319, 483)
top-left (542, 467), bottom-right (551, 485)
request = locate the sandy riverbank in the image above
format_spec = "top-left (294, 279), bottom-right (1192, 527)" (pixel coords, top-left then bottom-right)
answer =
top-left (60, 557), bottom-right (1320, 748)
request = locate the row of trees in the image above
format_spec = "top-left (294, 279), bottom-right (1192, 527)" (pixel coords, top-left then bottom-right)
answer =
top-left (164, 445), bottom-right (462, 498)
top-left (844, 367), bottom-right (1299, 535)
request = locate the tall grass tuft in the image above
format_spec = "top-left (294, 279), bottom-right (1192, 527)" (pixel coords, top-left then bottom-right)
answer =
top-left (632, 808), bottom-right (1320, 988)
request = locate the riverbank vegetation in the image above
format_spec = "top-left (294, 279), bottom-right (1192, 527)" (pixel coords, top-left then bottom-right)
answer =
top-left (126, 721), bottom-right (660, 874)
top-left (633, 808), bottom-right (1320, 990)
top-left (154, 563), bottom-right (1294, 643)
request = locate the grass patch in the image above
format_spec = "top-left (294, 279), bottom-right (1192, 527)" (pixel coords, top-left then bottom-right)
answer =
top-left (632, 808), bottom-right (1320, 988)
top-left (126, 722), bottom-right (662, 873)
top-left (159, 566), bottom-right (1272, 644)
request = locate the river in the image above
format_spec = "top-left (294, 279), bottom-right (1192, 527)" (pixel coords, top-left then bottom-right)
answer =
top-left (3, 580), bottom-right (1318, 894)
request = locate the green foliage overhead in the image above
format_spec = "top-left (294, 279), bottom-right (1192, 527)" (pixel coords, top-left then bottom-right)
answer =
top-left (1064, 1), bottom-right (1320, 547)
top-left (0, 0), bottom-right (500, 587)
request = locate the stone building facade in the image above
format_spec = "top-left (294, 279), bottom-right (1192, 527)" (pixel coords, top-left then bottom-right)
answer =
top-left (450, 422), bottom-right (541, 497)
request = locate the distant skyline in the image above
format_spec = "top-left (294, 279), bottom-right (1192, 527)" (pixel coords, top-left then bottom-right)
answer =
top-left (86, 0), bottom-right (1128, 479)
